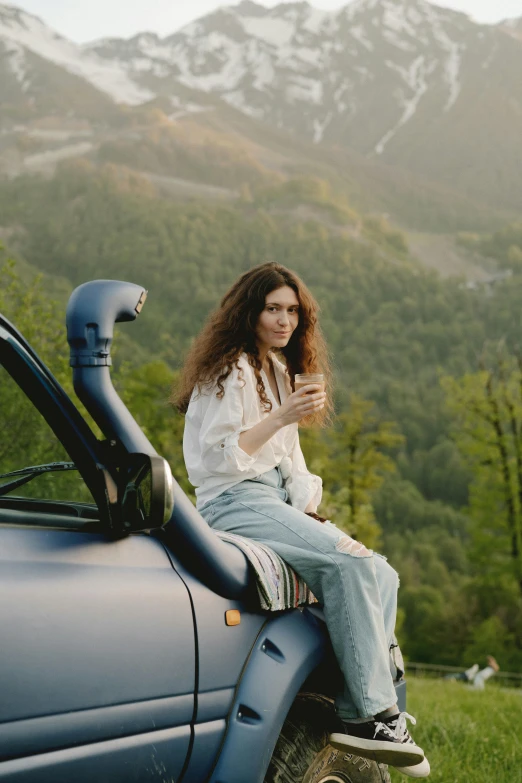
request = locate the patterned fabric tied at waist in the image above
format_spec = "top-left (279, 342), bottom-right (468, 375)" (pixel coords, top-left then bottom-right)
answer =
top-left (215, 530), bottom-right (318, 611)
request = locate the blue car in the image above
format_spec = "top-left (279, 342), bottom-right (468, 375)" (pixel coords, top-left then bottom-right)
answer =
top-left (0, 280), bottom-right (405, 783)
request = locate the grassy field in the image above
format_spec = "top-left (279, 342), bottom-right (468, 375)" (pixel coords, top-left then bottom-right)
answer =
top-left (389, 678), bottom-right (522, 783)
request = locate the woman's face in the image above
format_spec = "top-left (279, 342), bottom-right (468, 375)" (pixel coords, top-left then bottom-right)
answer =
top-left (255, 285), bottom-right (300, 353)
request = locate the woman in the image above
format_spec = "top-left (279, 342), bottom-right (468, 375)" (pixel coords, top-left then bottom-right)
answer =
top-left (174, 262), bottom-right (429, 778)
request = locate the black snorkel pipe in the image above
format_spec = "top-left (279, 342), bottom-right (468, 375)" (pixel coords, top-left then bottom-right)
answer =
top-left (67, 280), bottom-right (153, 454)
top-left (66, 280), bottom-right (250, 599)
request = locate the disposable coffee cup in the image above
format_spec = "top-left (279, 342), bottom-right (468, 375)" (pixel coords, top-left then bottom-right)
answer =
top-left (295, 373), bottom-right (325, 394)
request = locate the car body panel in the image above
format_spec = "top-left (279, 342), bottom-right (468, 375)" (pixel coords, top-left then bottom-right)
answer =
top-left (0, 527), bottom-right (195, 777)
top-left (209, 608), bottom-right (328, 783)
top-left (0, 725), bottom-right (191, 783)
top-left (182, 720), bottom-right (227, 783)
top-left (160, 545), bottom-right (270, 775)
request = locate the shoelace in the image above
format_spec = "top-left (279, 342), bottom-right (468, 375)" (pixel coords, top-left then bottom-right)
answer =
top-left (373, 712), bottom-right (417, 742)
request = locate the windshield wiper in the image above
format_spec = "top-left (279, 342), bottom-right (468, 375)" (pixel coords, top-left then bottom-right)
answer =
top-left (0, 462), bottom-right (78, 497)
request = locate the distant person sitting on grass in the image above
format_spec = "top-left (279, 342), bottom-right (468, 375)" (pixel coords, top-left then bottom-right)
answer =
top-left (445, 656), bottom-right (500, 689)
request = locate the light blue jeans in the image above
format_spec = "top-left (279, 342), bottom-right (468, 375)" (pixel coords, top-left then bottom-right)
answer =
top-left (200, 466), bottom-right (399, 719)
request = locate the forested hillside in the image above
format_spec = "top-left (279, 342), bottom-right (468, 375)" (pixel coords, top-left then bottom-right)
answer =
top-left (458, 223), bottom-right (522, 273)
top-left (1, 161), bottom-right (521, 670)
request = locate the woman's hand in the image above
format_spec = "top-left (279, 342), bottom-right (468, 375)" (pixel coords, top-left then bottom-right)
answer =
top-left (274, 384), bottom-right (326, 427)
top-left (240, 384), bottom-right (326, 455)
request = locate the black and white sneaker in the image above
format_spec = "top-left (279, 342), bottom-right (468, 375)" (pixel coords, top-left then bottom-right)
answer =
top-left (329, 711), bottom-right (425, 767)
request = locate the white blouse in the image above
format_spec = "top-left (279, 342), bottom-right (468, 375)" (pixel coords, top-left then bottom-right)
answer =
top-left (183, 352), bottom-right (323, 513)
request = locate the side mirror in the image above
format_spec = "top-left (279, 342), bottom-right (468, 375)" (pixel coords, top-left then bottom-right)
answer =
top-left (118, 454), bottom-right (174, 533)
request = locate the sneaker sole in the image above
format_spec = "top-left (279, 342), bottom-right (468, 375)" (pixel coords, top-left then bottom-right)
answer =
top-left (329, 733), bottom-right (424, 767)
top-left (394, 757), bottom-right (431, 778)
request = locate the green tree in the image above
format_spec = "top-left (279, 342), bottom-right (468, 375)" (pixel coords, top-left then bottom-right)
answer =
top-left (0, 252), bottom-right (94, 499)
top-left (117, 362), bottom-right (191, 497)
top-left (330, 395), bottom-right (404, 534)
top-left (442, 350), bottom-right (522, 595)
top-left (0, 252), bottom-right (188, 502)
top-left (301, 395), bottom-right (403, 547)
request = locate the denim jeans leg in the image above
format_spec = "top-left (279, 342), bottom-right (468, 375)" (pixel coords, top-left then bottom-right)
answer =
top-left (374, 553), bottom-right (399, 647)
top-left (334, 553), bottom-right (399, 719)
top-left (202, 470), bottom-right (399, 720)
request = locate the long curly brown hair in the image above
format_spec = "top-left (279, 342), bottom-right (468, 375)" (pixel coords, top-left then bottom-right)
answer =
top-left (172, 262), bottom-right (333, 427)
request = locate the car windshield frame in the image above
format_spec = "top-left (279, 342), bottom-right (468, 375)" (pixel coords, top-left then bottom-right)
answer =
top-left (0, 315), bottom-right (116, 525)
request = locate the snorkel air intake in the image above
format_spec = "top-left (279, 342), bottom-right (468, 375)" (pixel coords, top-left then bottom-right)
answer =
top-left (66, 280), bottom-right (154, 455)
top-left (66, 279), bottom-right (250, 598)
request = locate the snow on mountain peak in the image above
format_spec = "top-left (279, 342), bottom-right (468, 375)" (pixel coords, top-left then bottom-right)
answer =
top-left (233, 0), bottom-right (267, 16)
top-left (0, 2), bottom-right (153, 104)
top-left (499, 15), bottom-right (522, 39)
top-left (101, 0), bottom-right (482, 147)
top-left (241, 15), bottom-right (295, 46)
top-left (0, 3), bottom-right (63, 43)
top-left (0, 0), bottom-right (509, 157)
top-left (343, 0), bottom-right (381, 19)
top-left (502, 16), bottom-right (522, 28)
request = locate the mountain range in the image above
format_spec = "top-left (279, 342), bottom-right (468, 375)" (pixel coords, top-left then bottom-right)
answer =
top-left (1, 0), bottom-right (522, 225)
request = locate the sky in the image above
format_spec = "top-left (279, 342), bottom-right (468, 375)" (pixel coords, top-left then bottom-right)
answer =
top-left (12, 0), bottom-right (522, 43)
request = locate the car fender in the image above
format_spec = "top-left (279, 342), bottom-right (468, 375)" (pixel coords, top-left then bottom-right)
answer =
top-left (209, 607), bottom-right (327, 783)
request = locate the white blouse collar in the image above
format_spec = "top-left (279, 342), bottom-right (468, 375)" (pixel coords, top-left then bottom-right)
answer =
top-left (243, 351), bottom-right (289, 408)
top-left (266, 353), bottom-right (290, 407)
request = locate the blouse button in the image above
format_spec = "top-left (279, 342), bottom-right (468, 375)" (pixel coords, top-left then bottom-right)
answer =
top-left (220, 443), bottom-right (225, 449)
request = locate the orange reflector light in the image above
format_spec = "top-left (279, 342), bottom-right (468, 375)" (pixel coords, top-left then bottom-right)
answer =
top-left (225, 610), bottom-right (241, 626)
